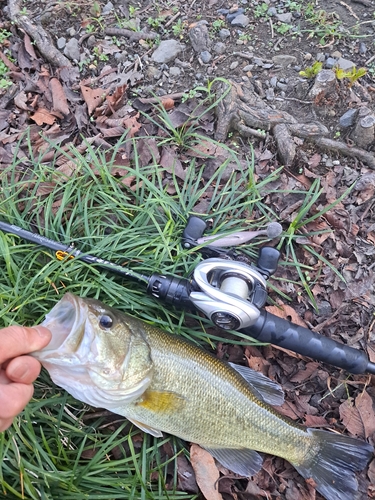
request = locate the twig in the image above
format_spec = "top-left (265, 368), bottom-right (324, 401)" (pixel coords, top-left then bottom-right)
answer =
top-left (232, 52), bottom-right (254, 61)
top-left (269, 17), bottom-right (274, 38)
top-left (104, 28), bottom-right (158, 42)
top-left (165, 11), bottom-right (181, 28)
top-left (314, 137), bottom-right (375, 169)
top-left (8, 0), bottom-right (72, 67)
top-left (339, 1), bottom-right (359, 20)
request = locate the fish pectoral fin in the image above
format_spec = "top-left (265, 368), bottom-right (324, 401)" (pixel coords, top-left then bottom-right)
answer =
top-left (229, 362), bottom-right (284, 406)
top-left (127, 417), bottom-right (163, 438)
top-left (136, 389), bottom-right (186, 413)
top-left (204, 446), bottom-right (263, 477)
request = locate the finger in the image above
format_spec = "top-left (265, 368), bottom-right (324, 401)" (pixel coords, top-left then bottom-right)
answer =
top-left (0, 326), bottom-right (51, 364)
top-left (0, 417), bottom-right (14, 432)
top-left (0, 383), bottom-right (34, 419)
top-left (5, 356), bottom-right (42, 384)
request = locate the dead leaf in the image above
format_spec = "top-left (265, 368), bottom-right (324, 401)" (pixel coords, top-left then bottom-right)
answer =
top-left (190, 444), bottom-right (223, 500)
top-left (81, 85), bottom-right (107, 115)
top-left (303, 414), bottom-right (328, 427)
top-left (14, 91), bottom-right (30, 111)
top-left (160, 97), bottom-right (175, 110)
top-left (290, 362), bottom-right (320, 383)
top-left (355, 391), bottom-right (375, 439)
top-left (30, 108), bottom-right (56, 126)
top-left (160, 146), bottom-right (186, 179)
top-left (50, 78), bottom-right (70, 115)
top-left (339, 398), bottom-right (365, 438)
top-left (123, 114), bottom-right (142, 138)
top-left (265, 304), bottom-right (308, 328)
top-left (23, 33), bottom-right (37, 59)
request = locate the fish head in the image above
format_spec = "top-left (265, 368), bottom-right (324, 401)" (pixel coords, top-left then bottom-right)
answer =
top-left (32, 293), bottom-right (154, 409)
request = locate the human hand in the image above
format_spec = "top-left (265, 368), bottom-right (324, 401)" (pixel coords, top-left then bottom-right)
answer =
top-left (0, 325), bottom-right (51, 432)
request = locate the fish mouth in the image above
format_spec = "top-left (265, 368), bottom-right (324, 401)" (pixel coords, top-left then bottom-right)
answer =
top-left (33, 293), bottom-right (86, 360)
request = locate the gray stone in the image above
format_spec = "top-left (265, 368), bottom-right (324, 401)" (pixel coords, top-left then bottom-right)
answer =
top-left (331, 50), bottom-right (341, 59)
top-left (253, 57), bottom-right (263, 66)
top-left (219, 28), bottom-right (231, 40)
top-left (227, 8), bottom-right (245, 22)
top-left (114, 52), bottom-right (128, 63)
top-left (151, 40), bottom-right (184, 64)
top-left (102, 2), bottom-right (114, 14)
top-left (304, 52), bottom-right (312, 61)
top-left (169, 66), bottom-right (181, 77)
top-left (267, 7), bottom-right (277, 16)
top-left (263, 63), bottom-right (273, 69)
top-left (325, 57), bottom-right (336, 69)
top-left (231, 14), bottom-right (250, 27)
top-left (66, 27), bottom-right (76, 37)
top-left (316, 52), bottom-right (325, 62)
top-left (243, 64), bottom-right (253, 71)
top-left (146, 66), bottom-right (162, 79)
top-left (275, 12), bottom-right (292, 23)
top-left (277, 82), bottom-right (288, 90)
top-left (213, 42), bottom-right (226, 55)
top-left (318, 300), bottom-right (332, 316)
top-left (64, 38), bottom-right (80, 61)
top-left (266, 88), bottom-right (275, 101)
top-left (336, 57), bottom-right (355, 71)
top-left (189, 22), bottom-right (211, 52)
top-left (200, 50), bottom-right (212, 63)
top-left (57, 37), bottom-right (66, 49)
top-left (272, 54), bottom-right (297, 66)
top-left (270, 76), bottom-right (278, 87)
top-left (230, 61), bottom-right (239, 70)
top-left (87, 35), bottom-right (97, 48)
top-left (359, 42), bottom-right (367, 54)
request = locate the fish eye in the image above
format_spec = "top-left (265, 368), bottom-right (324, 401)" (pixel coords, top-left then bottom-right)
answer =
top-left (99, 314), bottom-right (114, 330)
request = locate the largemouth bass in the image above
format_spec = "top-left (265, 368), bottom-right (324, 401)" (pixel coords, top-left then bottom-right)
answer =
top-left (32, 293), bottom-right (373, 500)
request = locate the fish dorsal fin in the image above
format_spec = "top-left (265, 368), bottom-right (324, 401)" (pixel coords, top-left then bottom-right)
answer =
top-left (136, 389), bottom-right (186, 413)
top-left (204, 446), bottom-right (263, 477)
top-left (229, 362), bottom-right (284, 406)
top-left (127, 417), bottom-right (163, 438)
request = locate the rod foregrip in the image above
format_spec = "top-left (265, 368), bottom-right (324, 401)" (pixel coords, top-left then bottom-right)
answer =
top-left (243, 310), bottom-right (374, 374)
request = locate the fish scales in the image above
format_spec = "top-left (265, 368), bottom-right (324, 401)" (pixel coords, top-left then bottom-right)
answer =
top-left (32, 293), bottom-right (373, 500)
top-left (123, 323), bottom-right (311, 463)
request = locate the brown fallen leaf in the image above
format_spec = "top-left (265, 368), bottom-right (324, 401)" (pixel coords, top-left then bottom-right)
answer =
top-left (339, 398), bottom-right (365, 438)
top-left (355, 391), bottom-right (375, 439)
top-left (265, 304), bottom-right (309, 328)
top-left (81, 85), bottom-right (107, 115)
top-left (290, 362), bottom-right (320, 383)
top-left (50, 78), bottom-right (70, 115)
top-left (190, 444), bottom-right (223, 500)
top-left (30, 108), bottom-right (57, 126)
top-left (123, 114), bottom-right (142, 138)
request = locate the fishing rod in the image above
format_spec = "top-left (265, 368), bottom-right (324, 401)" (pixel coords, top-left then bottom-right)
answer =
top-left (1, 217), bottom-right (374, 376)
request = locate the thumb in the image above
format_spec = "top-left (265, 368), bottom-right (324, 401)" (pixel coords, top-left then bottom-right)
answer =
top-left (0, 326), bottom-right (51, 365)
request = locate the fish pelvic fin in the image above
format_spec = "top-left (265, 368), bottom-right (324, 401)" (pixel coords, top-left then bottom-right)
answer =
top-left (136, 389), bottom-right (186, 413)
top-left (293, 429), bottom-right (373, 500)
top-left (204, 447), bottom-right (263, 477)
top-left (127, 417), bottom-right (163, 438)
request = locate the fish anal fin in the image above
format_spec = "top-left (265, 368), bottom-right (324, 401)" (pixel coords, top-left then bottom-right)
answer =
top-left (204, 446), bottom-right (263, 477)
top-left (127, 417), bottom-right (163, 437)
top-left (229, 362), bottom-right (284, 406)
top-left (136, 389), bottom-right (186, 413)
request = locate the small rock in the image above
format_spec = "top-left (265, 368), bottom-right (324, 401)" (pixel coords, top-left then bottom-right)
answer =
top-left (66, 27), bottom-right (76, 37)
top-left (231, 14), bottom-right (250, 27)
top-left (318, 300), bottom-right (332, 316)
top-left (102, 1), bottom-right (114, 14)
top-left (219, 28), bottom-right (231, 40)
top-left (189, 21), bottom-right (211, 52)
top-left (275, 12), bottom-right (293, 23)
top-left (325, 159), bottom-right (334, 167)
top-left (263, 63), bottom-right (274, 69)
top-left (146, 66), bottom-right (162, 79)
top-left (316, 52), bottom-right (325, 62)
top-left (169, 66), bottom-right (181, 77)
top-left (267, 7), bottom-right (277, 16)
top-left (151, 40), bottom-right (184, 64)
top-left (336, 57), bottom-right (355, 71)
top-left (332, 160), bottom-right (340, 166)
top-left (266, 88), bottom-right (275, 101)
top-left (57, 37), bottom-right (66, 49)
top-left (87, 35), bottom-right (97, 48)
top-left (114, 52), bottom-right (128, 63)
top-left (200, 50), bottom-right (212, 63)
top-left (230, 61), bottom-right (239, 70)
top-left (325, 57), bottom-right (336, 69)
top-left (277, 82), bottom-right (288, 91)
top-left (359, 42), bottom-right (367, 55)
top-left (253, 57), bottom-right (263, 66)
top-left (64, 38), bottom-right (80, 61)
top-left (227, 8), bottom-right (245, 22)
top-left (331, 50), bottom-right (342, 59)
top-left (213, 42), bottom-right (226, 55)
top-left (217, 8), bottom-right (230, 15)
top-left (304, 53), bottom-right (312, 61)
top-left (243, 64), bottom-right (253, 71)
top-left (339, 109), bottom-right (358, 128)
top-left (270, 76), bottom-right (278, 87)
top-left (272, 54), bottom-right (297, 66)
top-left (294, 65), bottom-right (301, 72)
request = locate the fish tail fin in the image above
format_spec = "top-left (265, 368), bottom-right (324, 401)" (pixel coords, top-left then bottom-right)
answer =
top-left (293, 429), bottom-right (372, 500)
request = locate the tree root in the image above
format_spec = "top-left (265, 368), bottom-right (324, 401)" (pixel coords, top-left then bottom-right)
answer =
top-left (8, 0), bottom-right (72, 68)
top-left (215, 80), bottom-right (375, 169)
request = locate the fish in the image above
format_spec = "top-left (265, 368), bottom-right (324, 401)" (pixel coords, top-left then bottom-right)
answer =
top-left (32, 293), bottom-right (373, 500)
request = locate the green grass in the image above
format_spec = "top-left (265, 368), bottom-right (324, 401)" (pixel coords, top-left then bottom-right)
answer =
top-left (0, 132), bottom-right (283, 498)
